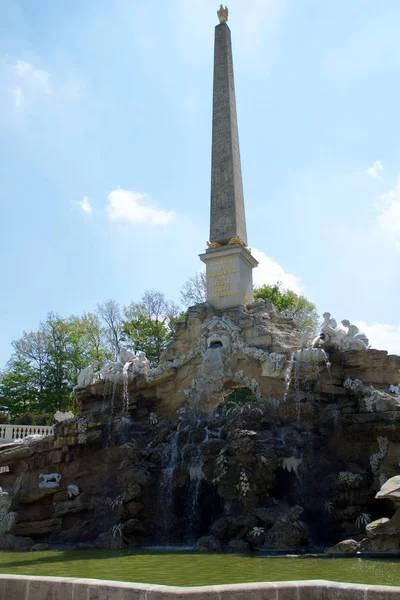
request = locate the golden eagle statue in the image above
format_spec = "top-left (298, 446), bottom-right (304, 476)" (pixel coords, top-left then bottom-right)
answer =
top-left (217, 5), bottom-right (229, 23)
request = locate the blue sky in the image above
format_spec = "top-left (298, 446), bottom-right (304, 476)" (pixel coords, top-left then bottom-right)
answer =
top-left (1, 0), bottom-right (400, 367)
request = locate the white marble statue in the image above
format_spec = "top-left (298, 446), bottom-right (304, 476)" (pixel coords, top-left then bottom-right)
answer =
top-left (148, 412), bottom-right (158, 426)
top-left (76, 360), bottom-right (100, 388)
top-left (315, 312), bottom-right (369, 351)
top-left (119, 348), bottom-right (137, 364)
top-left (54, 410), bottom-right (74, 422)
top-left (340, 320), bottom-right (369, 350)
top-left (39, 473), bottom-right (61, 488)
top-left (76, 347), bottom-right (150, 387)
top-left (68, 484), bottom-right (80, 499)
top-left (300, 326), bottom-right (313, 349)
top-left (99, 347), bottom-right (150, 383)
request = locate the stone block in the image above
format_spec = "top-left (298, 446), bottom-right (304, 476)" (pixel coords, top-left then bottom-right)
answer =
top-left (14, 518), bottom-right (62, 536)
top-left (27, 578), bottom-right (74, 600)
top-left (200, 245), bottom-right (258, 310)
top-left (20, 486), bottom-right (60, 504)
top-left (53, 494), bottom-right (95, 518)
top-left (0, 577), bottom-right (29, 599)
top-left (0, 534), bottom-right (33, 550)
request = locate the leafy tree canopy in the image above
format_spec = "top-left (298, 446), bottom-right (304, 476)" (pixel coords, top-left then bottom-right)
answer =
top-left (254, 282), bottom-right (319, 334)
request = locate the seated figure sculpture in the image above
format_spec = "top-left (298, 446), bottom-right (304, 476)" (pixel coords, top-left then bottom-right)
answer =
top-left (340, 319), bottom-right (369, 350)
top-left (314, 313), bottom-right (369, 351)
top-left (96, 347), bottom-right (150, 384)
top-left (75, 360), bottom-right (100, 389)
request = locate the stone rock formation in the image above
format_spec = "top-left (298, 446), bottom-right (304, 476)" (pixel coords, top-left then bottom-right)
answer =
top-left (1, 299), bottom-right (400, 553)
top-left (328, 476), bottom-right (400, 554)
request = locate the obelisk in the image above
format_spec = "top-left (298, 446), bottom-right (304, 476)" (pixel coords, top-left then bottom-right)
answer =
top-left (200, 5), bottom-right (258, 310)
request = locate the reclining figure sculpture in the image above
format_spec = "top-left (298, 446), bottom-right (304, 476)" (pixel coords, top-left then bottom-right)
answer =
top-left (314, 312), bottom-right (369, 351)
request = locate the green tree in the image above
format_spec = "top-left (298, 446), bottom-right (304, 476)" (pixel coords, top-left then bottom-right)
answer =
top-left (123, 290), bottom-right (180, 366)
top-left (12, 329), bottom-right (47, 392)
top-left (254, 282), bottom-right (319, 334)
top-left (97, 299), bottom-right (123, 360)
top-left (0, 354), bottom-right (38, 417)
top-left (180, 272), bottom-right (207, 307)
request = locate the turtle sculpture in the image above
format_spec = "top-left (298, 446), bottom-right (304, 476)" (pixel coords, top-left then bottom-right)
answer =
top-left (362, 476), bottom-right (400, 552)
top-left (375, 476), bottom-right (400, 502)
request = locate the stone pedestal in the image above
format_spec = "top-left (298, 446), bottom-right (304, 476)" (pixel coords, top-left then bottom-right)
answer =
top-left (200, 244), bottom-right (258, 310)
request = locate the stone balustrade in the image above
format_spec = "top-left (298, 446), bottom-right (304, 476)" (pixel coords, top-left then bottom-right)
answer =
top-left (0, 577), bottom-right (399, 600)
top-left (0, 424), bottom-right (54, 445)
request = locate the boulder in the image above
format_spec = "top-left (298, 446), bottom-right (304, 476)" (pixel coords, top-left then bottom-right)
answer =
top-left (246, 528), bottom-right (266, 547)
top-left (75, 542), bottom-right (96, 550)
top-left (13, 518), bottom-right (62, 537)
top-left (31, 543), bottom-right (51, 551)
top-left (0, 534), bottom-right (34, 550)
top-left (211, 515), bottom-right (257, 540)
top-left (95, 532), bottom-right (127, 549)
top-left (361, 537), bottom-right (400, 553)
top-left (19, 487), bottom-right (60, 504)
top-left (227, 539), bottom-right (250, 553)
top-left (327, 539), bottom-right (360, 554)
top-left (53, 494), bottom-right (95, 517)
top-left (253, 506), bottom-right (280, 527)
top-left (116, 501), bottom-right (143, 520)
top-left (265, 516), bottom-right (309, 550)
top-left (366, 510), bottom-right (400, 540)
top-left (199, 439), bottom-right (226, 456)
top-left (118, 467), bottom-right (152, 488)
top-left (123, 484), bottom-right (142, 502)
top-left (121, 518), bottom-right (144, 543)
top-left (195, 535), bottom-right (222, 552)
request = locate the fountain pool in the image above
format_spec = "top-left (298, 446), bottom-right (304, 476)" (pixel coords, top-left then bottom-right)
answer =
top-left (0, 551), bottom-right (399, 587)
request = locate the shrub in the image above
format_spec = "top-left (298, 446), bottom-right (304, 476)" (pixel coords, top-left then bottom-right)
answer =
top-left (0, 412), bottom-right (10, 424)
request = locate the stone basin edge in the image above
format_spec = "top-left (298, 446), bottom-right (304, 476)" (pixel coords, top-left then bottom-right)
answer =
top-left (0, 576), bottom-right (400, 599)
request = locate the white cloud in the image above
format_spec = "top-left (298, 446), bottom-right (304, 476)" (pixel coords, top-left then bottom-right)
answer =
top-left (12, 60), bottom-right (52, 96)
top-left (106, 188), bottom-right (174, 227)
top-left (3, 58), bottom-right (82, 113)
top-left (354, 321), bottom-right (400, 356)
top-left (367, 160), bottom-right (383, 180)
top-left (375, 177), bottom-right (400, 249)
top-left (79, 196), bottom-right (93, 214)
top-left (252, 248), bottom-right (304, 295)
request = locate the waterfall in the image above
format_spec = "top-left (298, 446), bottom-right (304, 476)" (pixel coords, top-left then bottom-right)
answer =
top-left (186, 444), bottom-right (204, 541)
top-left (285, 347), bottom-right (331, 425)
top-left (283, 352), bottom-right (295, 402)
top-left (159, 424), bottom-right (182, 539)
top-left (122, 363), bottom-right (130, 416)
top-left (187, 347), bottom-right (225, 413)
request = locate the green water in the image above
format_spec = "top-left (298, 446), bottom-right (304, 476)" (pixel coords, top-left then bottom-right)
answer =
top-left (0, 551), bottom-right (400, 587)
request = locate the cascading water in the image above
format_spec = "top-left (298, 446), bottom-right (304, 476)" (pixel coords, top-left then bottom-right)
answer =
top-left (187, 347), bottom-right (225, 414)
top-left (284, 347), bottom-right (331, 425)
top-left (122, 363), bottom-right (130, 416)
top-left (159, 424), bottom-right (182, 540)
top-left (186, 444), bottom-right (204, 541)
top-left (283, 353), bottom-right (295, 402)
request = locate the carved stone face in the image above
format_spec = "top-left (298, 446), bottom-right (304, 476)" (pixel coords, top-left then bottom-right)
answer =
top-left (207, 332), bottom-right (231, 351)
